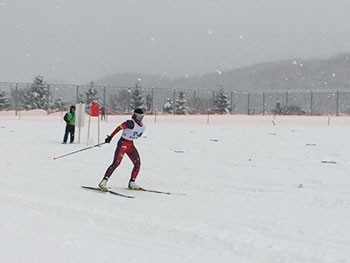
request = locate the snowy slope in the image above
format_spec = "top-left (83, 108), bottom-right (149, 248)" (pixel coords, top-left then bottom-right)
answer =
top-left (0, 117), bottom-right (350, 263)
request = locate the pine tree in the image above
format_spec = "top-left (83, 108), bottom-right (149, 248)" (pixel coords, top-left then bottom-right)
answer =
top-left (130, 82), bottom-right (144, 109)
top-left (85, 87), bottom-right (99, 104)
top-left (213, 89), bottom-right (229, 113)
top-left (53, 96), bottom-right (65, 109)
top-left (0, 90), bottom-right (11, 110)
top-left (175, 91), bottom-right (187, 114)
top-left (22, 75), bottom-right (50, 110)
top-left (163, 98), bottom-right (173, 113)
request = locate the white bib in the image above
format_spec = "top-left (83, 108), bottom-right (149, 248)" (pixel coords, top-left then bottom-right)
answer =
top-left (121, 120), bottom-right (145, 140)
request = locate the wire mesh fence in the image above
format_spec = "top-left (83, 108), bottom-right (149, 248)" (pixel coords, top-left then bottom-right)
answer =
top-left (1, 81), bottom-right (350, 115)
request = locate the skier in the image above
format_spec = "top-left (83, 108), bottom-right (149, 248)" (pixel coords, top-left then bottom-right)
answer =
top-left (98, 108), bottom-right (146, 190)
top-left (62, 105), bottom-right (76, 144)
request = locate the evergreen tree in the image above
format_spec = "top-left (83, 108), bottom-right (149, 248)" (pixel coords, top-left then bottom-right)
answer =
top-left (85, 87), bottom-right (99, 104)
top-left (53, 96), bottom-right (65, 109)
top-left (272, 101), bottom-right (283, 114)
top-left (213, 89), bottom-right (230, 113)
top-left (163, 98), bottom-right (173, 113)
top-left (272, 102), bottom-right (305, 115)
top-left (130, 82), bottom-right (145, 109)
top-left (175, 91), bottom-right (188, 114)
top-left (22, 75), bottom-right (50, 110)
top-left (0, 90), bottom-right (11, 110)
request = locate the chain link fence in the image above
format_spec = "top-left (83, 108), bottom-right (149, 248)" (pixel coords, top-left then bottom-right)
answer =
top-left (1, 81), bottom-right (350, 115)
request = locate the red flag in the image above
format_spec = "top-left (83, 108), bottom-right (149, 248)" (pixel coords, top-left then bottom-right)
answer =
top-left (90, 102), bottom-right (100, 117)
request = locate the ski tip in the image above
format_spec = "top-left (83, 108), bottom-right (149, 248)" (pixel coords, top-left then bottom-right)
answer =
top-left (53, 157), bottom-right (56, 160)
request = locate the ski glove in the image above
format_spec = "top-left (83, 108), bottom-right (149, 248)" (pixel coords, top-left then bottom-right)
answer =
top-left (105, 135), bottom-right (112, 143)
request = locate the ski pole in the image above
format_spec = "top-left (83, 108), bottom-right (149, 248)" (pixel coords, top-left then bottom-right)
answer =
top-left (53, 142), bottom-right (106, 160)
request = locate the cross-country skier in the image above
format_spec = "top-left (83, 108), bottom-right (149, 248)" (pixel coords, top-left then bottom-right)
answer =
top-left (98, 108), bottom-right (146, 190)
top-left (62, 105), bottom-right (76, 144)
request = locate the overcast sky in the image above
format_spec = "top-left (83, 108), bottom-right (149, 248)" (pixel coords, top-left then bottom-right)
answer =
top-left (1, 0), bottom-right (350, 84)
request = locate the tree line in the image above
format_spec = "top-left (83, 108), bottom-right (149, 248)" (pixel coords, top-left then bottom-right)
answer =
top-left (0, 76), bottom-right (233, 113)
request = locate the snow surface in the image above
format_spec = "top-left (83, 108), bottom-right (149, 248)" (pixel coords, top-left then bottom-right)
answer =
top-left (1, 113), bottom-right (350, 263)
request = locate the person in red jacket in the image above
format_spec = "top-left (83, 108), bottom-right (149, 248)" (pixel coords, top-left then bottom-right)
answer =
top-left (98, 108), bottom-right (146, 190)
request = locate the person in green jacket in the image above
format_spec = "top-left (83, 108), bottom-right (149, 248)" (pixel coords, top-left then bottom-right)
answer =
top-left (62, 105), bottom-right (76, 144)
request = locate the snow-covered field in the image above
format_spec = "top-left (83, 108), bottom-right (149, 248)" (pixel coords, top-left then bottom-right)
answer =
top-left (1, 113), bottom-right (350, 263)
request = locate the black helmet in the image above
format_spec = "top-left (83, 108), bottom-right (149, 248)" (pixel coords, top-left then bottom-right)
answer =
top-left (70, 105), bottom-right (76, 112)
top-left (134, 108), bottom-right (144, 114)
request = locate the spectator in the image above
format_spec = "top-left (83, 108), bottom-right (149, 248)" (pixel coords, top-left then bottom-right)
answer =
top-left (62, 105), bottom-right (76, 144)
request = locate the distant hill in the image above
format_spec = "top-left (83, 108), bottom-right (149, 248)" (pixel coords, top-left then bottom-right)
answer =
top-left (95, 53), bottom-right (350, 92)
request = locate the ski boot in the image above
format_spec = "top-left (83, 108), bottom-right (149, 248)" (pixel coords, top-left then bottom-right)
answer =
top-left (98, 178), bottom-right (108, 191)
top-left (128, 179), bottom-right (143, 190)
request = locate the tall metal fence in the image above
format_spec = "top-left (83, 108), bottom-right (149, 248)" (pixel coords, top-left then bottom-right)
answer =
top-left (1, 81), bottom-right (350, 115)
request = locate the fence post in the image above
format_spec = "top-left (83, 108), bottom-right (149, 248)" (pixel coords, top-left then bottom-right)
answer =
top-left (336, 90), bottom-right (339, 116)
top-left (173, 89), bottom-right (176, 114)
top-left (193, 89), bottom-right (196, 113)
top-left (103, 86), bottom-right (106, 109)
top-left (15, 83), bottom-right (18, 116)
top-left (262, 92), bottom-right (265, 115)
top-left (47, 84), bottom-right (50, 115)
top-left (151, 87), bottom-right (154, 113)
top-left (212, 90), bottom-right (215, 111)
top-left (247, 92), bottom-right (250, 115)
top-left (310, 90), bottom-right (313, 115)
top-left (285, 91), bottom-right (289, 108)
top-left (128, 87), bottom-right (131, 112)
top-left (76, 85), bottom-right (79, 103)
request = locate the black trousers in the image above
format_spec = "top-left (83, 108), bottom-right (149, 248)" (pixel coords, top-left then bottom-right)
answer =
top-left (63, 125), bottom-right (75, 143)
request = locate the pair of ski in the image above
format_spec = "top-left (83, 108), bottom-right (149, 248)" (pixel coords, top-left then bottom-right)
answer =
top-left (81, 185), bottom-right (175, 199)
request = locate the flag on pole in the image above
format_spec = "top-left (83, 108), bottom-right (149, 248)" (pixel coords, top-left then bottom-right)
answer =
top-left (90, 102), bottom-right (100, 117)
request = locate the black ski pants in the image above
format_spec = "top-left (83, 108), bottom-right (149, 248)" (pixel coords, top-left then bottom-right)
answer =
top-left (63, 125), bottom-right (75, 143)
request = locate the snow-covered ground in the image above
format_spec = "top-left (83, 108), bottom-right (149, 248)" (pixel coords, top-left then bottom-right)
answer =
top-left (1, 113), bottom-right (350, 263)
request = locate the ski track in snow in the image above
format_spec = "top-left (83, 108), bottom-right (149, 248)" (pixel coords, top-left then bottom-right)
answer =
top-left (0, 117), bottom-right (350, 263)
